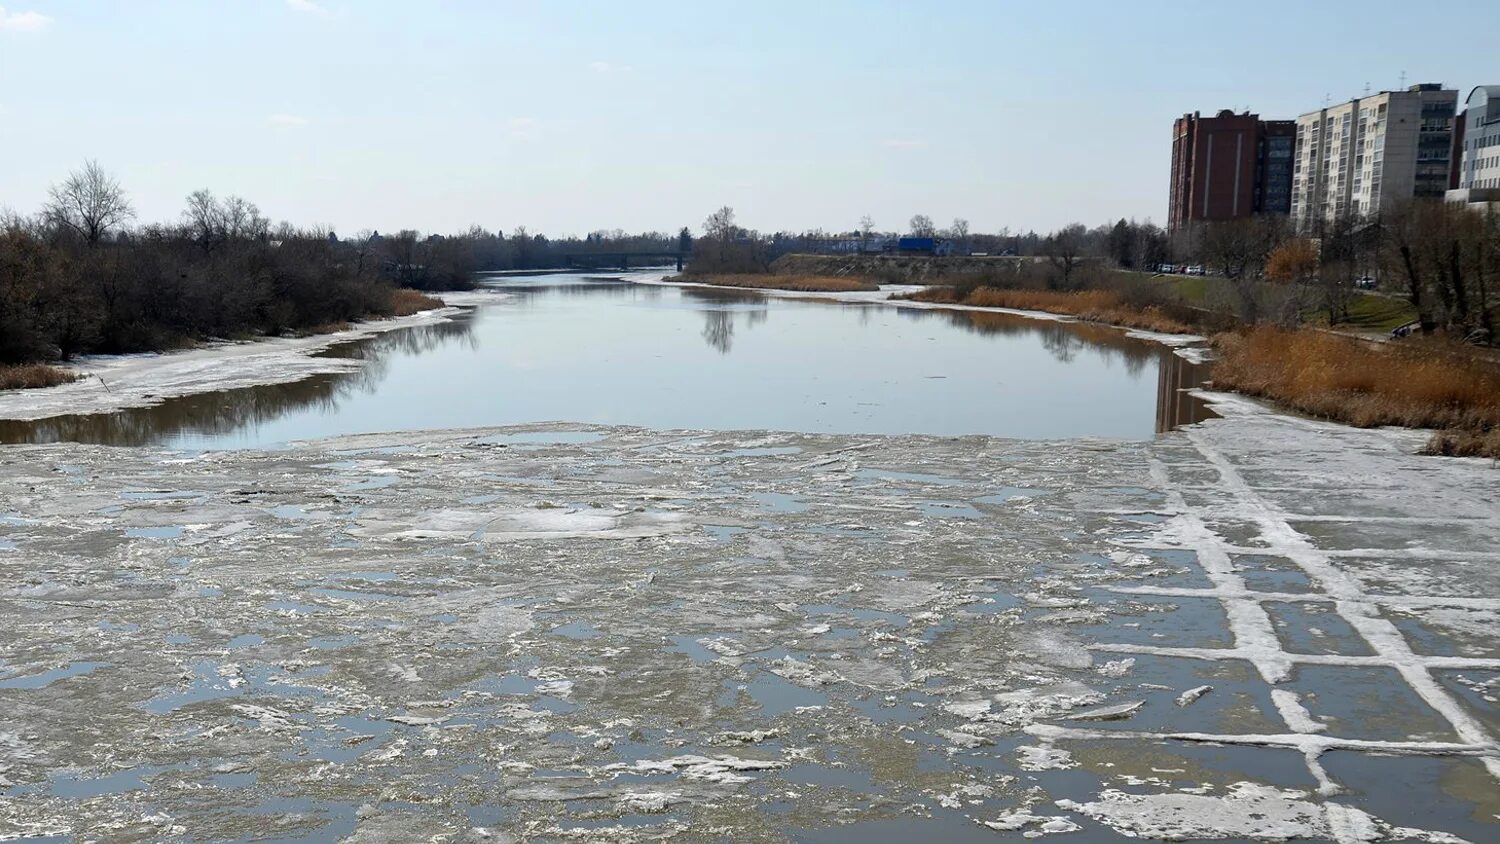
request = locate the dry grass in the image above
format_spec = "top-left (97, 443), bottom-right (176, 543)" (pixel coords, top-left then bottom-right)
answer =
top-left (898, 286), bottom-right (1197, 335)
top-left (1213, 327), bottom-right (1500, 459)
top-left (390, 288), bottom-right (444, 317)
top-left (0, 363), bottom-right (80, 391)
top-left (297, 321), bottom-right (354, 336)
top-left (678, 274), bottom-right (880, 293)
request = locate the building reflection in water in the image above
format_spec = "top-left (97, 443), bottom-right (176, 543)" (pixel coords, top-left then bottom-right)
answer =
top-left (1155, 348), bottom-right (1217, 433)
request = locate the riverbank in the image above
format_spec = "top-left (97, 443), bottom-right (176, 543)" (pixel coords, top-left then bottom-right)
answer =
top-left (771, 252), bottom-right (1034, 283)
top-left (670, 273), bottom-right (879, 292)
top-left (0, 303), bottom-right (466, 422)
top-left (895, 286), bottom-right (1201, 335)
top-left (1214, 327), bottom-right (1500, 458)
top-left (887, 281), bottom-right (1500, 460)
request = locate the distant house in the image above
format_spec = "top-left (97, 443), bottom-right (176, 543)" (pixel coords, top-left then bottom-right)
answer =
top-left (896, 237), bottom-right (954, 256)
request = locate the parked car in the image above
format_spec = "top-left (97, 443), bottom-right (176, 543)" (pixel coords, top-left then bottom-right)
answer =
top-left (1354, 276), bottom-right (1378, 290)
top-left (1184, 265), bottom-right (1206, 276)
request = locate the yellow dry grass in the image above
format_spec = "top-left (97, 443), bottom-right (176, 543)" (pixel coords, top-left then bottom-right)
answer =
top-left (900, 286), bottom-right (1197, 335)
top-left (390, 288), bottom-right (444, 317)
top-left (1213, 327), bottom-right (1500, 458)
top-left (680, 274), bottom-right (879, 293)
top-left (0, 363), bottom-right (80, 391)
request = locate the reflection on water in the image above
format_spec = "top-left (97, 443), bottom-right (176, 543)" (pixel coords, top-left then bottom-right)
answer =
top-left (0, 273), bottom-right (1214, 448)
top-left (0, 319), bottom-right (478, 448)
top-left (1157, 351), bottom-right (1216, 433)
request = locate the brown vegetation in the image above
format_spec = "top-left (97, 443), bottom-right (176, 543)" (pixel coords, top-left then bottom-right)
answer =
top-left (678, 274), bottom-right (879, 293)
top-left (388, 288), bottom-right (444, 317)
top-left (0, 363), bottom-right (80, 391)
top-left (898, 286), bottom-right (1198, 335)
top-left (1213, 327), bottom-right (1500, 458)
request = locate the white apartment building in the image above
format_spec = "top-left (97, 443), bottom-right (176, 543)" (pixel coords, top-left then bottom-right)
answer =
top-left (1290, 84), bottom-right (1458, 230)
top-left (1446, 85), bottom-right (1500, 210)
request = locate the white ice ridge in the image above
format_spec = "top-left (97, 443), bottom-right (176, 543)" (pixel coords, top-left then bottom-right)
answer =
top-left (1055, 440), bottom-right (1500, 797)
top-left (1184, 428), bottom-right (1500, 783)
top-left (1103, 584), bottom-right (1500, 612)
top-left (1085, 641), bottom-right (1500, 673)
top-left (1131, 456), bottom-right (1341, 791)
top-left (1025, 723), bottom-right (1492, 759)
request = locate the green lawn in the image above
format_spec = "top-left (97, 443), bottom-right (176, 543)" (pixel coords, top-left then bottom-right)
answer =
top-left (1145, 272), bottom-right (1417, 334)
top-left (1332, 293), bottom-right (1418, 332)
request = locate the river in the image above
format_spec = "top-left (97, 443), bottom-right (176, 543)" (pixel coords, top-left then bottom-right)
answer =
top-left (0, 272), bottom-right (1212, 448)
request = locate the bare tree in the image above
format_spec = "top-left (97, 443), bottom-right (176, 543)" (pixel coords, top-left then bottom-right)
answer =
top-left (1264, 238), bottom-right (1320, 326)
top-left (1197, 215), bottom-right (1289, 322)
top-left (858, 215), bottom-right (875, 250)
top-left (949, 218), bottom-right (970, 252)
top-left (704, 206), bottom-right (737, 243)
top-left (45, 160), bottom-right (134, 245)
top-left (1042, 223), bottom-right (1087, 289)
top-left (183, 190), bottom-right (269, 253)
top-left (908, 214), bottom-right (935, 238)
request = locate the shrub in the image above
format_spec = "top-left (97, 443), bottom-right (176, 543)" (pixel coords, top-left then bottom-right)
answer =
top-left (1212, 327), bottom-right (1500, 458)
top-left (0, 363), bottom-right (79, 391)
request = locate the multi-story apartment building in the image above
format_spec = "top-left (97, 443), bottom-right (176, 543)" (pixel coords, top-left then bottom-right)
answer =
top-left (1290, 84), bottom-right (1458, 230)
top-left (1446, 85), bottom-right (1500, 210)
top-left (1168, 110), bottom-right (1296, 232)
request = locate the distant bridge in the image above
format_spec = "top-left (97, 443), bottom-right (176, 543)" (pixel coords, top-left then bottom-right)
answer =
top-left (561, 252), bottom-right (688, 272)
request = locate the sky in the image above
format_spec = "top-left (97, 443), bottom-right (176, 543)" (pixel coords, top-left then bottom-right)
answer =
top-left (1, 0), bottom-right (1496, 237)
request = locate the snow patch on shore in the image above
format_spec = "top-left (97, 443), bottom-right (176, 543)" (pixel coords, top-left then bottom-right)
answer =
top-left (0, 307), bottom-right (464, 422)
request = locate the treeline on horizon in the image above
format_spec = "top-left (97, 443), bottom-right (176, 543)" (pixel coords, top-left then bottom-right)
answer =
top-left (8, 160), bottom-right (1499, 371)
top-left (687, 201), bottom-right (1500, 344)
top-left (0, 162), bottom-right (686, 368)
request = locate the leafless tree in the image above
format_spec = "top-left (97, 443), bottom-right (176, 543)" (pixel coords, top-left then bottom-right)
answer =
top-left (183, 190), bottom-right (269, 253)
top-left (44, 160), bottom-right (134, 245)
top-left (1197, 215), bottom-right (1289, 322)
top-left (704, 206), bottom-right (736, 243)
top-left (1042, 223), bottom-right (1087, 289)
top-left (908, 214), bottom-right (936, 237)
top-left (858, 215), bottom-right (875, 250)
top-left (949, 218), bottom-right (970, 252)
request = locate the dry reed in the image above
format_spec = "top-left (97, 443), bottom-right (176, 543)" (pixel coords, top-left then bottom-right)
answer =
top-left (1213, 327), bottom-right (1500, 458)
top-left (0, 363), bottom-right (80, 391)
top-left (390, 288), bottom-right (444, 316)
top-left (899, 286), bottom-right (1197, 335)
top-left (680, 274), bottom-right (879, 293)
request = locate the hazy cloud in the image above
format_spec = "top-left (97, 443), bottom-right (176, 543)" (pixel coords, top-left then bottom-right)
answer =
top-left (588, 61), bottom-right (631, 74)
top-left (0, 7), bottom-right (53, 32)
top-left (269, 113), bottom-right (310, 127)
top-left (285, 0), bottom-right (332, 17)
top-left (880, 139), bottom-right (926, 149)
top-left (508, 117), bottom-right (539, 139)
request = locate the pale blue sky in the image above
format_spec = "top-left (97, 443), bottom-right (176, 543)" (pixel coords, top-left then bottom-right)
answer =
top-left (1, 1), bottom-right (1494, 236)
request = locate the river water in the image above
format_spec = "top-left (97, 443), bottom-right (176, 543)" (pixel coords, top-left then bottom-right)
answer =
top-left (0, 273), bottom-right (1212, 449)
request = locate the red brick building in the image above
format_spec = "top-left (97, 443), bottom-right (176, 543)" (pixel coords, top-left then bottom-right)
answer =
top-left (1169, 110), bottom-right (1293, 232)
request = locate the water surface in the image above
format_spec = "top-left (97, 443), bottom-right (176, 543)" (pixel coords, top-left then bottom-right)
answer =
top-left (0, 273), bottom-right (1211, 448)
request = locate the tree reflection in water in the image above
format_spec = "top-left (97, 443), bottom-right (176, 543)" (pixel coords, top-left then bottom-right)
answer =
top-left (680, 287), bottom-right (771, 355)
top-left (0, 315), bottom-right (479, 447)
top-left (897, 306), bottom-right (1214, 431)
top-left (0, 293), bottom-right (1217, 446)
